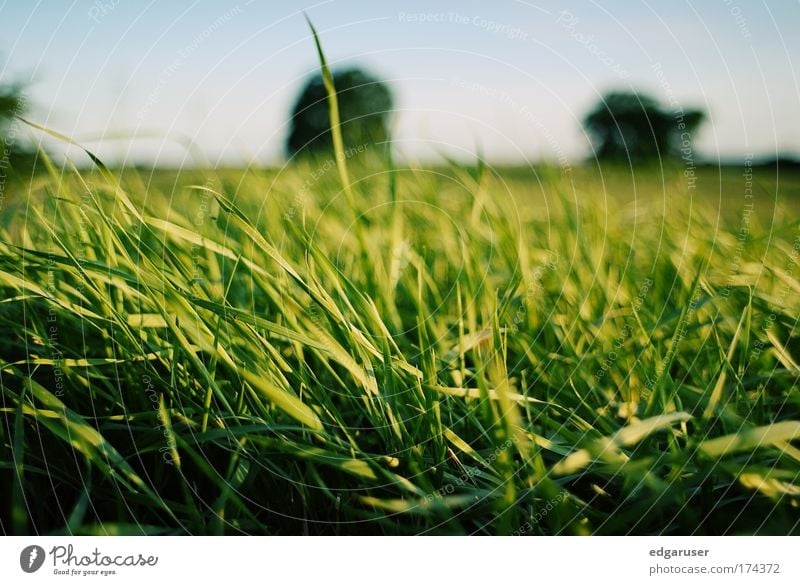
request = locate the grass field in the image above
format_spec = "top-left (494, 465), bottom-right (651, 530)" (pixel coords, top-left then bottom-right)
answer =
top-left (1, 147), bottom-right (799, 535)
top-left (2, 36), bottom-right (800, 534)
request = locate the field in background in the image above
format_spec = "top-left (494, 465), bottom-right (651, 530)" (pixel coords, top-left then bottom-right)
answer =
top-left (1, 157), bottom-right (799, 535)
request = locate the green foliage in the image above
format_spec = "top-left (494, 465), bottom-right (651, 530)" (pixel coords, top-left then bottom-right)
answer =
top-left (0, 154), bottom-right (798, 535)
top-left (0, 31), bottom-right (796, 537)
top-left (583, 91), bottom-right (705, 163)
top-left (0, 80), bottom-right (37, 175)
top-left (285, 67), bottom-right (393, 158)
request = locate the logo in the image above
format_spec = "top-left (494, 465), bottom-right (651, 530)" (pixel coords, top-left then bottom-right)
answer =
top-left (20, 545), bottom-right (46, 573)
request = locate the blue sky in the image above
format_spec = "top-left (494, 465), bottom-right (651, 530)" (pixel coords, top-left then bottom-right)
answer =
top-left (1, 0), bottom-right (798, 166)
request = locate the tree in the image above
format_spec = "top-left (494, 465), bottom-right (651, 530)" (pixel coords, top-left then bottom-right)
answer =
top-left (286, 67), bottom-right (393, 158)
top-left (583, 91), bottom-right (704, 163)
top-left (0, 81), bottom-right (37, 175)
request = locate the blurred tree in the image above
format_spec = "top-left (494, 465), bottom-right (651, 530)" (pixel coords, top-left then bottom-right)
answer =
top-left (583, 91), bottom-right (705, 163)
top-left (0, 81), bottom-right (37, 176)
top-left (286, 67), bottom-right (393, 158)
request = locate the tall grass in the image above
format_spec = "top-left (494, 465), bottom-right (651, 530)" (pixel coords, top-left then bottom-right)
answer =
top-left (1, 150), bottom-right (798, 534)
top-left (1, 37), bottom-right (799, 535)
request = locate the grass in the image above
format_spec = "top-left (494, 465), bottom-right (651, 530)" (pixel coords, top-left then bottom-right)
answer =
top-left (1, 151), bottom-right (798, 534)
top-left (1, 37), bottom-right (799, 536)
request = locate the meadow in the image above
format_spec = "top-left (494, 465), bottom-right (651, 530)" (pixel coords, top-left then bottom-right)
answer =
top-left (1, 144), bottom-right (799, 535)
top-left (2, 35), bottom-right (800, 534)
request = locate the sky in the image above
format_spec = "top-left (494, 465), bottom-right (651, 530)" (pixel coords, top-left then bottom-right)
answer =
top-left (1, 0), bottom-right (798, 166)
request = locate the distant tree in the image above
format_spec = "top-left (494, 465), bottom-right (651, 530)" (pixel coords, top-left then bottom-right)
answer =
top-left (0, 81), bottom-right (37, 175)
top-left (583, 91), bottom-right (705, 163)
top-left (286, 67), bottom-right (393, 158)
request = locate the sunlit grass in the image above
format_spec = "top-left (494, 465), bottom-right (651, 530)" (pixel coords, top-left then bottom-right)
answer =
top-left (1, 29), bottom-right (799, 534)
top-left (0, 145), bottom-right (798, 534)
